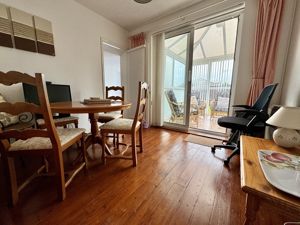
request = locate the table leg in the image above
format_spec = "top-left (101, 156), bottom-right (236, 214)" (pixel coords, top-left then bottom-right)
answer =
top-left (87, 113), bottom-right (113, 157)
top-left (89, 113), bottom-right (100, 142)
top-left (244, 194), bottom-right (259, 225)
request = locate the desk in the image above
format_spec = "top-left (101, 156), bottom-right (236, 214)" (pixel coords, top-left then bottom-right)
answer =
top-left (51, 101), bottom-right (131, 163)
top-left (240, 136), bottom-right (300, 225)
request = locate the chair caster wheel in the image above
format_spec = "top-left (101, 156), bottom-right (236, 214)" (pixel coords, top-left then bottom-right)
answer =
top-left (211, 147), bottom-right (215, 153)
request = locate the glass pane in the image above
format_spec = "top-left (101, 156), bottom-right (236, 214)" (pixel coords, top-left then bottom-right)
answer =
top-left (103, 52), bottom-right (121, 87)
top-left (103, 44), bottom-right (122, 96)
top-left (190, 18), bottom-right (238, 133)
top-left (164, 33), bottom-right (188, 125)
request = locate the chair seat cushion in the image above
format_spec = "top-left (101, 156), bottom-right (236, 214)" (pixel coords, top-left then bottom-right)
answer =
top-left (218, 116), bottom-right (265, 131)
top-left (9, 128), bottom-right (85, 151)
top-left (98, 113), bottom-right (122, 123)
top-left (37, 116), bottom-right (79, 126)
top-left (100, 118), bottom-right (140, 132)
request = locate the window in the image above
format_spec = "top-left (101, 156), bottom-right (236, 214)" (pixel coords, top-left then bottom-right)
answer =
top-left (102, 42), bottom-right (122, 88)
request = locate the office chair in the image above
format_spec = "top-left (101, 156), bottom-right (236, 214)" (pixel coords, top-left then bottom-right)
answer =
top-left (211, 83), bottom-right (278, 165)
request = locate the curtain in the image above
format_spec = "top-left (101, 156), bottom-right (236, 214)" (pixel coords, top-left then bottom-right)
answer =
top-left (247, 0), bottom-right (284, 105)
top-left (151, 33), bottom-right (165, 126)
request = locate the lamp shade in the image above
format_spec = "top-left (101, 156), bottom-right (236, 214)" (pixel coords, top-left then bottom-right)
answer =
top-left (266, 106), bottom-right (300, 130)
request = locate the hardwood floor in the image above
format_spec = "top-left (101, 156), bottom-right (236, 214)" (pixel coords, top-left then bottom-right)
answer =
top-left (0, 128), bottom-right (246, 225)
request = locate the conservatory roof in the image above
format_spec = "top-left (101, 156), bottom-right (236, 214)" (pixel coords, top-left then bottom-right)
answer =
top-left (165, 18), bottom-right (238, 61)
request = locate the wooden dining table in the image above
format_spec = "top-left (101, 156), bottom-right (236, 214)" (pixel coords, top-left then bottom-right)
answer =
top-left (50, 101), bottom-right (131, 164)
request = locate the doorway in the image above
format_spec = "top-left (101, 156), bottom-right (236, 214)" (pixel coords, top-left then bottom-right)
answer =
top-left (163, 16), bottom-right (239, 135)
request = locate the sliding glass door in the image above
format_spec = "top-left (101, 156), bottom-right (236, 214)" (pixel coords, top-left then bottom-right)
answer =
top-left (163, 16), bottom-right (240, 135)
top-left (163, 32), bottom-right (190, 127)
top-left (189, 18), bottom-right (239, 133)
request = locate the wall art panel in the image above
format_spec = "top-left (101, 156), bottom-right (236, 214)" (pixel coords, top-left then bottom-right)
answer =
top-left (0, 3), bottom-right (13, 48)
top-left (34, 16), bottom-right (55, 56)
top-left (10, 7), bottom-right (37, 52)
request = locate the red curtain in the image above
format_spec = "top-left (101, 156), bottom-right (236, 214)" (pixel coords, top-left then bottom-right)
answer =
top-left (247, 0), bottom-right (284, 105)
top-left (129, 32), bottom-right (145, 49)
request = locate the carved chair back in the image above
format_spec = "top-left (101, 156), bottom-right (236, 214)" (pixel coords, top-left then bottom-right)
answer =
top-left (0, 71), bottom-right (60, 153)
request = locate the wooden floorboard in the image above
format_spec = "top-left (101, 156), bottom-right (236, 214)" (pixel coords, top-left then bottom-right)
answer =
top-left (0, 127), bottom-right (250, 225)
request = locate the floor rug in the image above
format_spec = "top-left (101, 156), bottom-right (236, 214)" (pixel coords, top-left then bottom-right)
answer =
top-left (184, 134), bottom-right (223, 147)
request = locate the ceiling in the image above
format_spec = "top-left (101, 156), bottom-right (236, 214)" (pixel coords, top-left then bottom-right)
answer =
top-left (75, 0), bottom-right (204, 30)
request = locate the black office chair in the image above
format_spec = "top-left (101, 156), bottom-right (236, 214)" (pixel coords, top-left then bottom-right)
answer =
top-left (211, 83), bottom-right (278, 165)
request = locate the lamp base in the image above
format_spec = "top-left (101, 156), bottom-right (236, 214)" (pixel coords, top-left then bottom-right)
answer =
top-left (273, 128), bottom-right (300, 148)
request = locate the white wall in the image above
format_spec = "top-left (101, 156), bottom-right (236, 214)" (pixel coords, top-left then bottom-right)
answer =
top-left (280, 1), bottom-right (300, 106)
top-left (0, 0), bottom-right (128, 131)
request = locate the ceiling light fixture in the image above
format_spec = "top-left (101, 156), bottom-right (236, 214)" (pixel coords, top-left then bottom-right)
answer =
top-left (134, 0), bottom-right (152, 4)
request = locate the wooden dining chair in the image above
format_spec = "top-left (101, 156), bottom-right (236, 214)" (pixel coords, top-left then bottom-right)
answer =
top-left (36, 115), bottom-right (79, 129)
top-left (97, 86), bottom-right (125, 123)
top-left (98, 86), bottom-right (125, 145)
top-left (0, 71), bottom-right (87, 206)
top-left (100, 82), bottom-right (148, 167)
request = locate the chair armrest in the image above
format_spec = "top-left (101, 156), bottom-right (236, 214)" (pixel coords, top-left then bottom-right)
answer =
top-left (235, 109), bottom-right (269, 130)
top-left (235, 109), bottom-right (269, 121)
top-left (232, 104), bottom-right (251, 109)
top-left (170, 101), bottom-right (183, 106)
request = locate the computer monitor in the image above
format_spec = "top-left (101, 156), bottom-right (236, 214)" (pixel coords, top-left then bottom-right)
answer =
top-left (23, 82), bottom-right (72, 118)
top-left (23, 82), bottom-right (72, 104)
top-left (46, 84), bottom-right (72, 103)
top-left (23, 83), bottom-right (39, 105)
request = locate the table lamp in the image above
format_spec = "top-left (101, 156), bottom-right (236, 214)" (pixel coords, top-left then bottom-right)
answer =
top-left (266, 106), bottom-right (300, 148)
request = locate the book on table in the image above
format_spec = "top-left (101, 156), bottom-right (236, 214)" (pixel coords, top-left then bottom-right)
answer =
top-left (82, 98), bottom-right (112, 104)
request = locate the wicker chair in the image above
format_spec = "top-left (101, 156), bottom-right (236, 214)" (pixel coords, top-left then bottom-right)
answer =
top-left (165, 89), bottom-right (202, 126)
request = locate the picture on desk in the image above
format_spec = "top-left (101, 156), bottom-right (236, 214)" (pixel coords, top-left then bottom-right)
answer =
top-left (258, 150), bottom-right (300, 198)
top-left (261, 151), bottom-right (300, 170)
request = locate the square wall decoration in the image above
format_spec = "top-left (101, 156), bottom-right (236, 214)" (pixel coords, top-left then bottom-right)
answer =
top-left (34, 16), bottom-right (55, 56)
top-left (0, 3), bottom-right (13, 48)
top-left (0, 3), bottom-right (55, 56)
top-left (10, 7), bottom-right (37, 52)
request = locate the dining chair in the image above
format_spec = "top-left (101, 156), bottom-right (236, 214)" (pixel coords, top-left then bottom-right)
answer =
top-left (98, 86), bottom-right (125, 145)
top-left (0, 71), bottom-right (87, 206)
top-left (100, 82), bottom-right (148, 166)
top-left (98, 86), bottom-right (125, 123)
top-left (36, 116), bottom-right (79, 129)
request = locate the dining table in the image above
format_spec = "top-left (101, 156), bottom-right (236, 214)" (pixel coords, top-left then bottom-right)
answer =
top-left (50, 101), bottom-right (131, 165)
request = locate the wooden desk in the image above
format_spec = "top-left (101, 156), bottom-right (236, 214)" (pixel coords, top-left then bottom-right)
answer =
top-left (51, 101), bottom-right (131, 165)
top-left (240, 136), bottom-right (300, 225)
